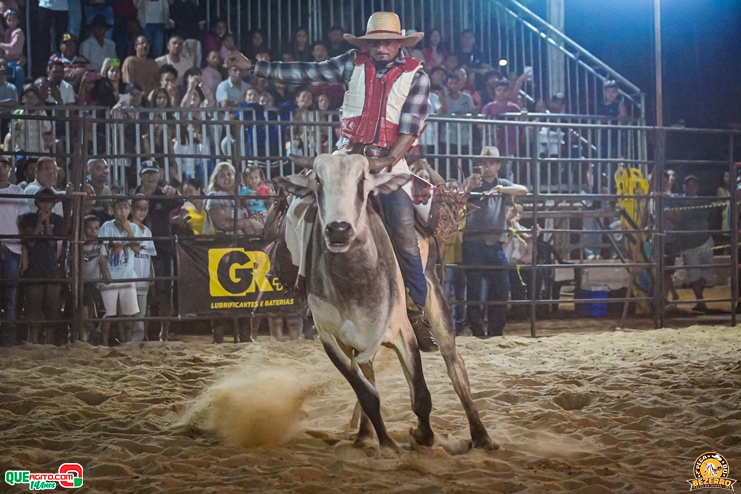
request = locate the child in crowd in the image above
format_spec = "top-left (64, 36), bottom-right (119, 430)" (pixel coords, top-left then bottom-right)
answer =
top-left (6, 85), bottom-right (51, 157)
top-left (220, 33), bottom-right (238, 59)
top-left (130, 196), bottom-right (156, 342)
top-left (19, 189), bottom-right (65, 344)
top-left (99, 197), bottom-right (141, 345)
top-left (240, 165), bottom-right (269, 224)
top-left (201, 50), bottom-right (223, 96)
top-left (0, 10), bottom-right (25, 95)
top-left (80, 215), bottom-right (104, 343)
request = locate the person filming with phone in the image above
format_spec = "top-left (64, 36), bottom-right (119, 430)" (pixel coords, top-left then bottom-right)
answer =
top-left (462, 146), bottom-right (528, 338)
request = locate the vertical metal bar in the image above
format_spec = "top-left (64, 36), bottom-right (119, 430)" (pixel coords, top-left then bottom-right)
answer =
top-left (530, 138), bottom-right (539, 337)
top-left (71, 113), bottom-right (87, 344)
top-left (227, 0), bottom-right (231, 37)
top-left (730, 133), bottom-right (738, 326)
top-left (654, 127), bottom-right (666, 329)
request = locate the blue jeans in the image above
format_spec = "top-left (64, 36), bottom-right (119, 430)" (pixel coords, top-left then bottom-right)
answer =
top-left (67, 0), bottom-right (82, 37)
top-left (144, 23), bottom-right (165, 58)
top-left (463, 240), bottom-right (510, 336)
top-left (6, 62), bottom-right (24, 99)
top-left (0, 248), bottom-right (20, 347)
top-left (378, 188), bottom-right (428, 308)
top-left (444, 266), bottom-right (466, 328)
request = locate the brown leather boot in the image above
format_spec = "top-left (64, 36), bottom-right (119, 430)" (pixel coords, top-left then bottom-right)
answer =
top-left (408, 311), bottom-right (439, 352)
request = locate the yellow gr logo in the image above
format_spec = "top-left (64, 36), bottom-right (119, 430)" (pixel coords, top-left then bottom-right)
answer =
top-left (208, 248), bottom-right (274, 297)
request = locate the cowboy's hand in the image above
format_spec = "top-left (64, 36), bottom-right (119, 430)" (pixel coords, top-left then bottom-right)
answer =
top-left (224, 53), bottom-right (251, 72)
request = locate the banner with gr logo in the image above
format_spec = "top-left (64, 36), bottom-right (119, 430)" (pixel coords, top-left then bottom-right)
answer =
top-left (177, 237), bottom-right (299, 316)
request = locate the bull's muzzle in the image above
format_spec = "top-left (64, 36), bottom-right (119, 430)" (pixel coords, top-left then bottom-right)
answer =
top-left (325, 221), bottom-right (354, 247)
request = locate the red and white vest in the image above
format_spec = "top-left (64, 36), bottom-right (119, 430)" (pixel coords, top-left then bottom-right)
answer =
top-left (340, 53), bottom-right (423, 147)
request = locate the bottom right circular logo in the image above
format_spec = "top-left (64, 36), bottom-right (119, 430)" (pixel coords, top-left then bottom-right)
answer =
top-left (687, 452), bottom-right (737, 491)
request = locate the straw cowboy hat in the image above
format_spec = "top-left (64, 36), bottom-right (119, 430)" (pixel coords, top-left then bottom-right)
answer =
top-left (473, 146), bottom-right (501, 160)
top-left (344, 12), bottom-right (424, 48)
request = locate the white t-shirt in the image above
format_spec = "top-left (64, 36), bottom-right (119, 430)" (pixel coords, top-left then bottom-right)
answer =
top-left (0, 184), bottom-right (26, 254)
top-left (82, 240), bottom-right (102, 281)
top-left (46, 80), bottom-right (76, 105)
top-left (80, 36), bottom-right (118, 72)
top-left (156, 54), bottom-right (195, 85)
top-left (99, 220), bottom-right (137, 286)
top-left (133, 223), bottom-right (157, 294)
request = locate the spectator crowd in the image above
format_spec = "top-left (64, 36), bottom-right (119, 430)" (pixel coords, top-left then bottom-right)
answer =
top-left (0, 4), bottom-right (710, 348)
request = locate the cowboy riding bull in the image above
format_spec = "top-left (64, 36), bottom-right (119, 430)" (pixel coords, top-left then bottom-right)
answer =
top-left (225, 12), bottom-right (496, 451)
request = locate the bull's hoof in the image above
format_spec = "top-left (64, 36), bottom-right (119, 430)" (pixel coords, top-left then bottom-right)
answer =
top-left (379, 438), bottom-right (400, 456)
top-left (353, 434), bottom-right (376, 449)
top-left (472, 435), bottom-right (499, 451)
top-left (409, 426), bottom-right (435, 448)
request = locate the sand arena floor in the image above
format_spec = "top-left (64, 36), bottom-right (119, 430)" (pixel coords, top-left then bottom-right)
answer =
top-left (1, 326), bottom-right (740, 493)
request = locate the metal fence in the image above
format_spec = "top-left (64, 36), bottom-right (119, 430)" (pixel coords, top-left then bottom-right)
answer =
top-left (0, 109), bottom-right (738, 346)
top-left (4, 106), bottom-right (645, 194)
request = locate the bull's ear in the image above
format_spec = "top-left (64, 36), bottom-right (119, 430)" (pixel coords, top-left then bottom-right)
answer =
top-left (372, 171), bottom-right (412, 195)
top-left (273, 174), bottom-right (314, 197)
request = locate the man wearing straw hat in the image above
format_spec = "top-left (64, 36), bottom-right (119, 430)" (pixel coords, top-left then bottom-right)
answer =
top-left (224, 12), bottom-right (438, 351)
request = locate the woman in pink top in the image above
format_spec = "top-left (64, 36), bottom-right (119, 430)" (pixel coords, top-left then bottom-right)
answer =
top-left (421, 28), bottom-right (448, 71)
top-left (0, 10), bottom-right (24, 96)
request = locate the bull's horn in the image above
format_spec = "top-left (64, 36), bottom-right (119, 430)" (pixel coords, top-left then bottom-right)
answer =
top-left (288, 155), bottom-right (316, 169)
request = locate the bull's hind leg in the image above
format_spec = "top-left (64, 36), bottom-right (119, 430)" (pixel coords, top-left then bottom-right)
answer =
top-left (389, 327), bottom-right (435, 447)
top-left (425, 270), bottom-right (498, 450)
top-left (319, 335), bottom-right (398, 452)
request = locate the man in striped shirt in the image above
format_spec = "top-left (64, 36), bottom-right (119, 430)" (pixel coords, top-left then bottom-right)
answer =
top-left (225, 12), bottom-right (438, 351)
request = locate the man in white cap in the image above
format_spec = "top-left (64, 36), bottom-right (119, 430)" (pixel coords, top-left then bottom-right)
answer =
top-left (224, 12), bottom-right (437, 350)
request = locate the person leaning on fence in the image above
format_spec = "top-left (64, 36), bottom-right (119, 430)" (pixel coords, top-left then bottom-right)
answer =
top-left (98, 197), bottom-right (141, 345)
top-left (19, 188), bottom-right (65, 344)
top-left (133, 161), bottom-right (182, 341)
top-left (204, 161), bottom-right (263, 236)
top-left (181, 178), bottom-right (212, 235)
top-left (0, 155), bottom-right (25, 347)
top-left (78, 214), bottom-right (104, 343)
top-left (463, 146), bottom-right (528, 338)
top-left (664, 175), bottom-right (714, 314)
top-left (504, 204), bottom-right (544, 320)
top-left (130, 195), bottom-right (156, 343)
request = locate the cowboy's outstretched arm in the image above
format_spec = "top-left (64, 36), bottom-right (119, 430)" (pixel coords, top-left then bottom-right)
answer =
top-left (224, 51), bottom-right (354, 86)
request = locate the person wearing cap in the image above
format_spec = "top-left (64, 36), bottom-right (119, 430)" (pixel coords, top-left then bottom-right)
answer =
top-left (79, 15), bottom-right (117, 72)
top-left (134, 160), bottom-right (182, 341)
top-left (0, 10), bottom-right (25, 97)
top-left (664, 175), bottom-right (714, 313)
top-left (463, 146), bottom-right (528, 338)
top-left (599, 80), bottom-right (628, 125)
top-left (0, 154), bottom-right (26, 346)
top-left (224, 12), bottom-right (439, 351)
top-left (18, 187), bottom-right (66, 344)
top-left (49, 33), bottom-right (93, 83)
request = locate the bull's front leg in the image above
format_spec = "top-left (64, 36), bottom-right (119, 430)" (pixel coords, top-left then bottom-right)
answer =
top-left (319, 335), bottom-right (398, 452)
top-left (425, 270), bottom-right (498, 451)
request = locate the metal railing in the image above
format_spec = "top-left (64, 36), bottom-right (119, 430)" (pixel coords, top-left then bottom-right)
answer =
top-left (4, 106), bottom-right (645, 196)
top-left (1, 110), bottom-right (738, 346)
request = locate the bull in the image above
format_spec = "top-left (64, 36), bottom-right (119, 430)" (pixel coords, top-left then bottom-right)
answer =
top-left (275, 153), bottom-right (495, 452)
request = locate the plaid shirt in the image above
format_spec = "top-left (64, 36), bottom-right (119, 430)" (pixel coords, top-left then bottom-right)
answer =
top-left (254, 49), bottom-right (430, 137)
